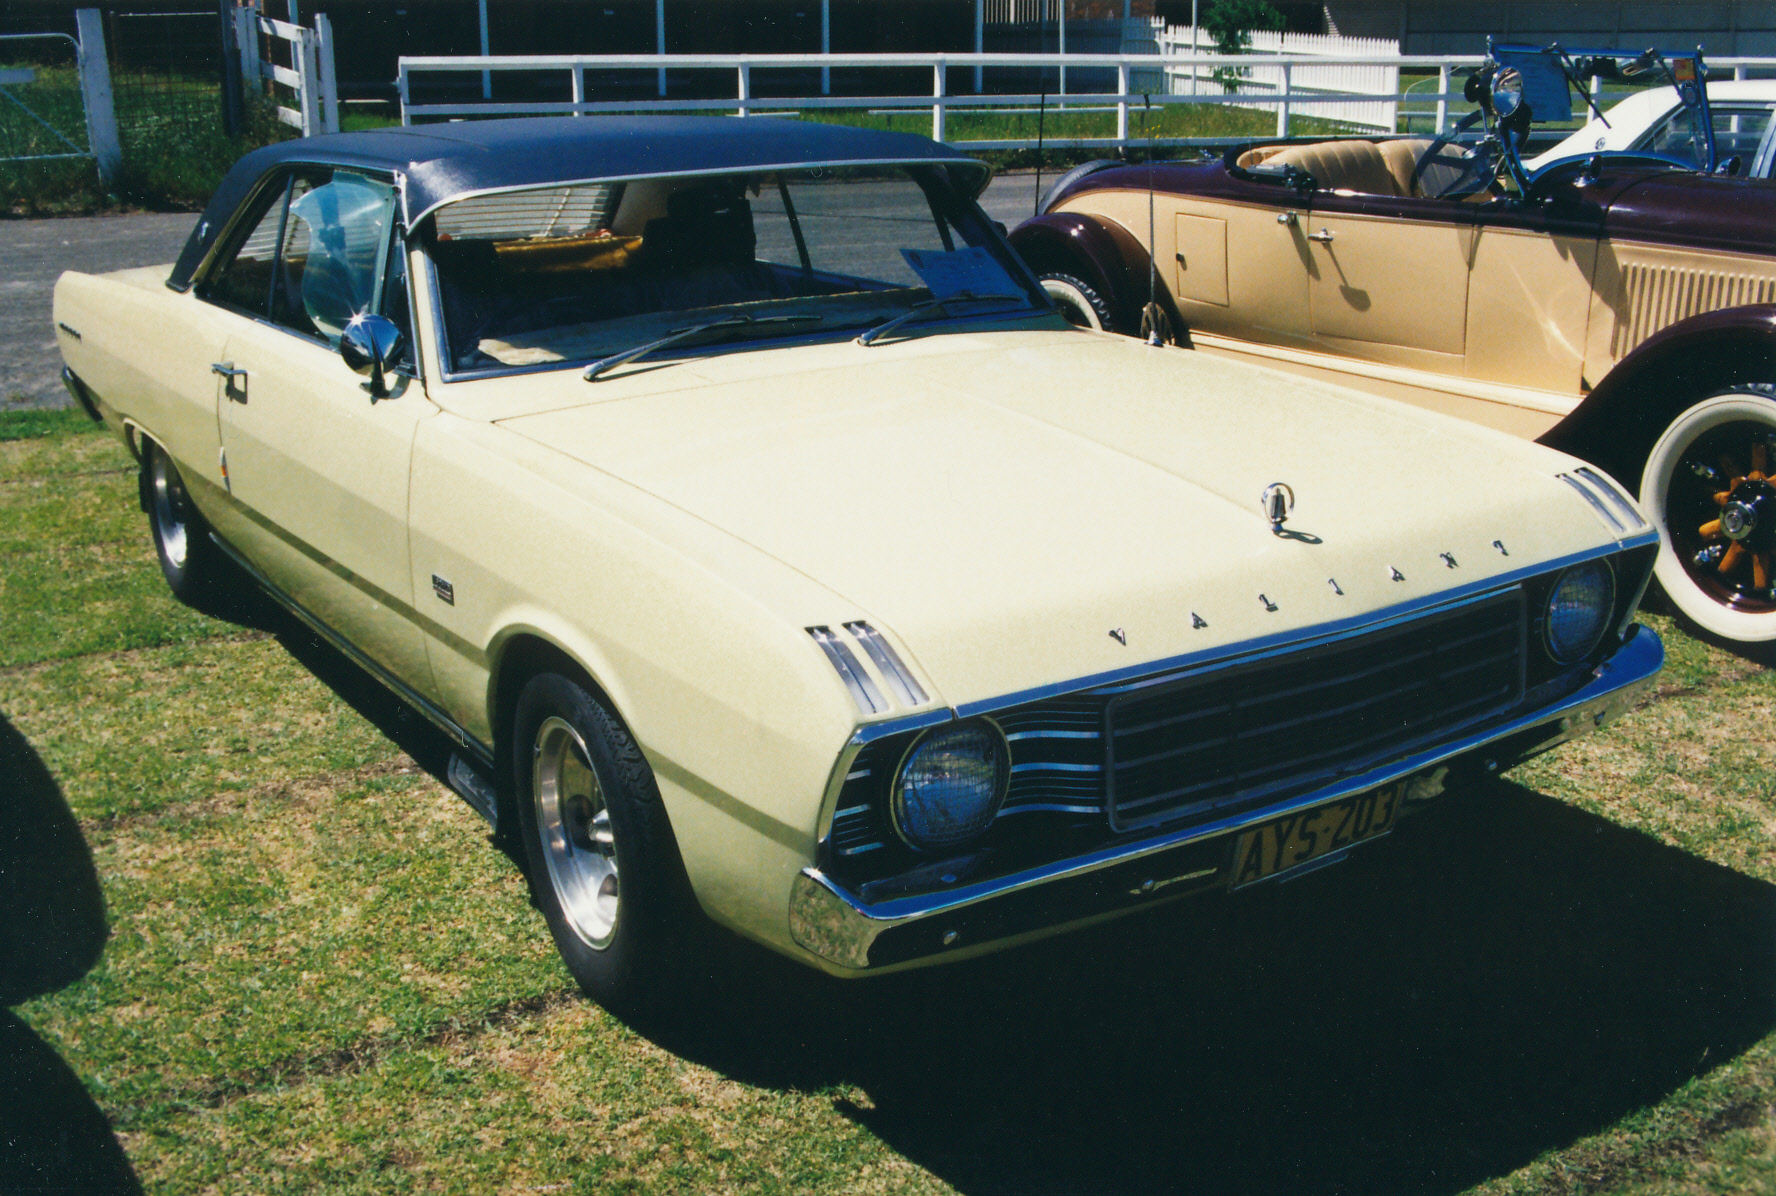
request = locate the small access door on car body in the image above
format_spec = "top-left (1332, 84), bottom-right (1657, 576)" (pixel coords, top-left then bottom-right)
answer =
top-left (202, 168), bottom-right (435, 694)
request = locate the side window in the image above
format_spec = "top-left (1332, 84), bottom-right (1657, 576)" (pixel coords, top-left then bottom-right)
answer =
top-left (275, 172), bottom-right (396, 346)
top-left (1712, 106), bottom-right (1775, 167)
top-left (206, 179), bottom-right (291, 316)
top-left (203, 169), bottom-right (398, 348)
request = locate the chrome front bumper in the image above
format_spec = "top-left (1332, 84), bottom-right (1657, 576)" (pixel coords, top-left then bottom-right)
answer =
top-left (789, 624), bottom-right (1663, 973)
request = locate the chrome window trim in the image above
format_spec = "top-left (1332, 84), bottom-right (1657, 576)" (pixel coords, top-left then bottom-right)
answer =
top-left (404, 157), bottom-right (990, 228)
top-left (417, 161), bottom-right (1043, 385)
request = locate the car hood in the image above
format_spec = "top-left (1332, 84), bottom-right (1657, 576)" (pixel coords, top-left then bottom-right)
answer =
top-left (493, 329), bottom-right (1628, 709)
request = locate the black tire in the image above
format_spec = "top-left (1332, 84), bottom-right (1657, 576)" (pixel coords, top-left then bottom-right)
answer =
top-left (142, 439), bottom-right (234, 607)
top-left (1040, 273), bottom-right (1115, 332)
top-left (511, 671), bottom-right (699, 1009)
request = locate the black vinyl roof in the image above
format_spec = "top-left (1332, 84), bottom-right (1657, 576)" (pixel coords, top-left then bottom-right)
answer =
top-left (168, 115), bottom-right (992, 291)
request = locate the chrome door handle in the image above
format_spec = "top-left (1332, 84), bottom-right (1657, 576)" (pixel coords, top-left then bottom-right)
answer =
top-left (212, 361), bottom-right (248, 403)
top-left (1307, 228), bottom-right (1335, 243)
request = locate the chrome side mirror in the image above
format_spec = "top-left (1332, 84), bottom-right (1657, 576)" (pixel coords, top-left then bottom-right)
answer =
top-left (340, 313), bottom-right (406, 400)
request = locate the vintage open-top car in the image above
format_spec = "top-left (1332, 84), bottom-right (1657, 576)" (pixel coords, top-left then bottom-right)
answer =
top-left (56, 115), bottom-right (1661, 1005)
top-left (1012, 43), bottom-right (1776, 647)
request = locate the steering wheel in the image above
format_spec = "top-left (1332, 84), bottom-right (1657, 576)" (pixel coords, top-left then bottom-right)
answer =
top-left (1409, 110), bottom-right (1504, 199)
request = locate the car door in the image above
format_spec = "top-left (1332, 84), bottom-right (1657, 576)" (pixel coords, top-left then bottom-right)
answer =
top-left (1300, 188), bottom-right (1477, 371)
top-left (201, 168), bottom-right (434, 694)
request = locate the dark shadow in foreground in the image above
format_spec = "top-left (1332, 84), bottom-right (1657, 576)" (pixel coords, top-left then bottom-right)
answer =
top-left (0, 712), bottom-right (141, 1194)
top-left (631, 779), bottom-right (1776, 1196)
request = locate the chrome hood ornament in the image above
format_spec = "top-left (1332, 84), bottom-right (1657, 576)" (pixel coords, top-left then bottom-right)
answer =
top-left (1261, 482), bottom-right (1295, 532)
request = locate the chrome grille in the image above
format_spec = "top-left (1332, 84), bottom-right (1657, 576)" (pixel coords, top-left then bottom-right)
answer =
top-left (1105, 589), bottom-right (1524, 831)
top-left (824, 588), bottom-right (1527, 880)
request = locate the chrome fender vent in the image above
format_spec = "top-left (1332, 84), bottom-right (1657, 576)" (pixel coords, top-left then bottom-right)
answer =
top-left (808, 622), bottom-right (927, 714)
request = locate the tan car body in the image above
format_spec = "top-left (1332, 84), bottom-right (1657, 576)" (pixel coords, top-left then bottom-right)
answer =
top-left (1043, 181), bottom-right (1776, 441)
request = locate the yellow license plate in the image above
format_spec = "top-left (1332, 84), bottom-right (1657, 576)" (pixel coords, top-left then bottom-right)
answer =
top-left (1229, 782), bottom-right (1405, 889)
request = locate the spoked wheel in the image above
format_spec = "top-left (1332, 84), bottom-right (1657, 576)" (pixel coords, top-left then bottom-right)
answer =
top-left (1641, 387), bottom-right (1776, 643)
top-left (143, 439), bottom-right (234, 607)
top-left (512, 671), bottom-right (701, 1008)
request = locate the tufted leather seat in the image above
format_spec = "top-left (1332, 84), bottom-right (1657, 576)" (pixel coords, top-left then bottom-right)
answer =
top-left (1237, 138), bottom-right (1439, 198)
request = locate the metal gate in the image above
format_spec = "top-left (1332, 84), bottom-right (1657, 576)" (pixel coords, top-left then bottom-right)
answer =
top-left (0, 14), bottom-right (118, 180)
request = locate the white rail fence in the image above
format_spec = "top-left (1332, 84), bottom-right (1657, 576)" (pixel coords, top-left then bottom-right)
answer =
top-left (398, 50), bottom-right (1467, 145)
top-left (397, 49), bottom-right (1776, 149)
top-left (233, 9), bottom-right (337, 136)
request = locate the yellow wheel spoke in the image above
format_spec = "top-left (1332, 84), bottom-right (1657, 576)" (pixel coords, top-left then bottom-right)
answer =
top-left (1719, 542), bottom-right (1747, 576)
top-left (1756, 552), bottom-right (1773, 591)
top-left (1700, 518), bottom-right (1724, 538)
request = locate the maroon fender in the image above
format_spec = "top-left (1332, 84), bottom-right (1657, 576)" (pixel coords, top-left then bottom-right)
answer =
top-left (1008, 211), bottom-right (1177, 336)
top-left (1539, 304), bottom-right (1776, 486)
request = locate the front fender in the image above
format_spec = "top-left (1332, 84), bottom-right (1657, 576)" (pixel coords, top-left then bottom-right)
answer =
top-left (1008, 211), bottom-right (1160, 335)
top-left (1539, 304), bottom-right (1776, 485)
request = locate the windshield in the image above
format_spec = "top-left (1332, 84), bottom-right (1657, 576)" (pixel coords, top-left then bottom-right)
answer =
top-left (1491, 42), bottom-right (1718, 175)
top-left (425, 163), bottom-right (1043, 377)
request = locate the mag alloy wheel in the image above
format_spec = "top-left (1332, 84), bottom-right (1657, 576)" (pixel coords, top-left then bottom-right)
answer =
top-left (531, 714), bottom-right (621, 950)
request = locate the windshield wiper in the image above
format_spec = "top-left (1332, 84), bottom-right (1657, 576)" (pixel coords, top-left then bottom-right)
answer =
top-left (855, 292), bottom-right (1026, 347)
top-left (583, 313), bottom-right (822, 381)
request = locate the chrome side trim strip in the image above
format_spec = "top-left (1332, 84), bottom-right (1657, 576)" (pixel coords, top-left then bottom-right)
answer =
top-left (208, 532), bottom-right (496, 768)
top-left (808, 625), bottom-right (888, 715)
top-left (790, 625), bottom-right (1663, 971)
top-left (843, 621), bottom-right (929, 707)
top-left (183, 468), bottom-right (488, 666)
top-left (951, 537), bottom-right (1656, 720)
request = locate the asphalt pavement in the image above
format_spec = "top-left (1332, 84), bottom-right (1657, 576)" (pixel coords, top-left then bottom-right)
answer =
top-left (2, 172), bottom-right (1048, 411)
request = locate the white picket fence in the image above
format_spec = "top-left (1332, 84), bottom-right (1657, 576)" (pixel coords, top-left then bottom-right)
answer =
top-left (1159, 26), bottom-right (1402, 131)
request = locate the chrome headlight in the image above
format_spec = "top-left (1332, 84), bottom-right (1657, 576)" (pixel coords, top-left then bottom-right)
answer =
top-left (890, 720), bottom-right (1009, 852)
top-left (1545, 560), bottom-right (1615, 663)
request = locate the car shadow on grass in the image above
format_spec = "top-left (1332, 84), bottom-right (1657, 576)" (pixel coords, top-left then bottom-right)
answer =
top-left (639, 779), bottom-right (1776, 1195)
top-left (0, 712), bottom-right (141, 1194)
top-left (234, 620), bottom-right (1776, 1192)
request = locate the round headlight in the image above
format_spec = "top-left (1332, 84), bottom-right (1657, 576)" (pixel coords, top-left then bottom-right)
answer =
top-left (891, 720), bottom-right (1009, 852)
top-left (1545, 560), bottom-right (1616, 664)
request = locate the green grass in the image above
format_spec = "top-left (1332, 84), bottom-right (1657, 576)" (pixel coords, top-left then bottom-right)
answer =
top-left (3, 407), bottom-right (1774, 1193)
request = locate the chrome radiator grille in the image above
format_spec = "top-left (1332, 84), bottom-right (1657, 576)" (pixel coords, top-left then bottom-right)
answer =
top-left (825, 588), bottom-right (1526, 871)
top-left (1104, 589), bottom-right (1524, 831)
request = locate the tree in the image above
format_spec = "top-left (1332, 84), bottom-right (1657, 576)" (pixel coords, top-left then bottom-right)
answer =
top-left (1201, 0), bottom-right (1285, 92)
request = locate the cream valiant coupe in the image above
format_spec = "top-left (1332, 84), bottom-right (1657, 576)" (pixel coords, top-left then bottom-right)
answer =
top-left (55, 116), bottom-right (1662, 1005)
